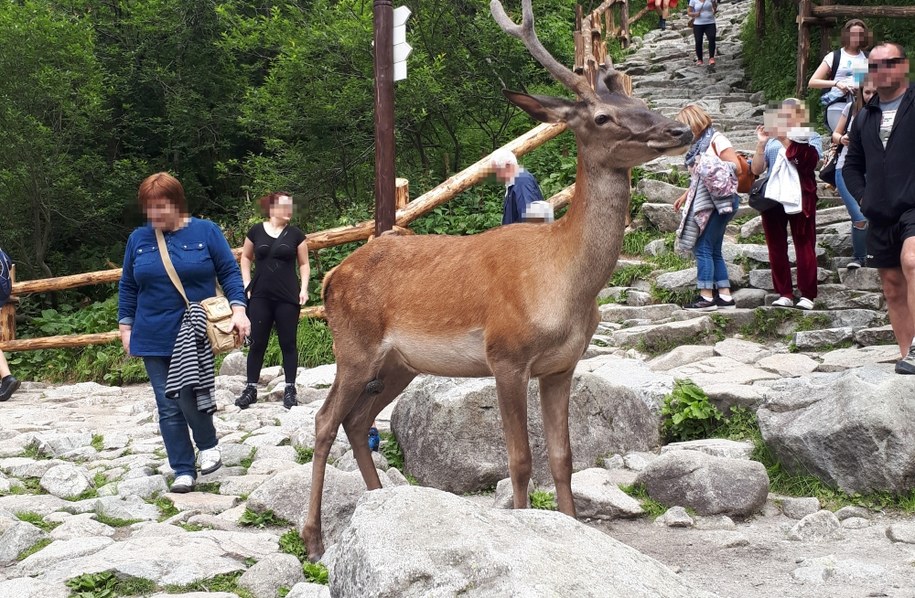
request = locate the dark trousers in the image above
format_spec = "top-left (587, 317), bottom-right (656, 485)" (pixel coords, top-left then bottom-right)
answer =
top-left (694, 23), bottom-right (717, 60)
top-left (246, 297), bottom-right (300, 384)
top-left (761, 208), bottom-right (819, 299)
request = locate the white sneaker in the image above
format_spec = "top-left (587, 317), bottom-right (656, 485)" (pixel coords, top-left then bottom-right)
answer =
top-left (171, 474), bottom-right (195, 493)
top-left (771, 297), bottom-right (794, 308)
top-left (796, 297), bottom-right (815, 310)
top-left (199, 447), bottom-right (222, 475)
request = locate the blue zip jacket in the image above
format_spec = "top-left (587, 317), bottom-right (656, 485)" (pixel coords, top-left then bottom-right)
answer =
top-left (502, 169), bottom-right (545, 225)
top-left (118, 218), bottom-right (246, 356)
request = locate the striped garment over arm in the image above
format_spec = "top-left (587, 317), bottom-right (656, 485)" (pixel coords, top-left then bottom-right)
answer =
top-left (165, 303), bottom-right (217, 414)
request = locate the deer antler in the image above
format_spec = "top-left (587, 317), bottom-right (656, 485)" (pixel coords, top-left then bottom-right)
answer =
top-left (491, 0), bottom-right (597, 102)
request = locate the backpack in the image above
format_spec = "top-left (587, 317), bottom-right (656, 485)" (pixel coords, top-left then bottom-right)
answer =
top-left (0, 248), bottom-right (12, 307)
top-left (709, 135), bottom-right (755, 194)
top-left (696, 152), bottom-right (738, 198)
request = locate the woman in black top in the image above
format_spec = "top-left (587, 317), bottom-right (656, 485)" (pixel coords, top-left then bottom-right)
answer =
top-left (236, 192), bottom-right (309, 410)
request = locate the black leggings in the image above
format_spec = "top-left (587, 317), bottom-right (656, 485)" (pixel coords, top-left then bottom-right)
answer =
top-left (246, 297), bottom-right (299, 384)
top-left (694, 23), bottom-right (716, 60)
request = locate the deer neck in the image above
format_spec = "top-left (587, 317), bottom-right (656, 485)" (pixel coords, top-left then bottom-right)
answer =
top-left (556, 148), bottom-right (630, 302)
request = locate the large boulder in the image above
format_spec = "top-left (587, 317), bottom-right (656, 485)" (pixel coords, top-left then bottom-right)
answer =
top-left (635, 451), bottom-right (769, 517)
top-left (391, 373), bottom-right (660, 493)
top-left (757, 367), bottom-right (915, 494)
top-left (329, 485), bottom-right (719, 598)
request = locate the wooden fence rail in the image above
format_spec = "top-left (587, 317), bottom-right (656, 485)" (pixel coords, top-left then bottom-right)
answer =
top-left (0, 0), bottom-right (636, 353)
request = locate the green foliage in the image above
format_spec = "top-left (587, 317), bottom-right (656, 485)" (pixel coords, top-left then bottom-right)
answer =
top-left (16, 511), bottom-right (60, 532)
top-left (151, 496), bottom-right (179, 520)
top-left (238, 508), bottom-right (291, 528)
top-left (20, 444), bottom-right (49, 460)
top-left (16, 538), bottom-right (52, 561)
top-left (240, 448), bottom-right (257, 470)
top-left (621, 229), bottom-right (658, 256)
top-left (195, 482), bottom-right (221, 494)
top-left (163, 572), bottom-right (254, 598)
top-left (14, 477), bottom-right (43, 494)
top-left (303, 561), bottom-right (330, 585)
top-left (529, 489), bottom-right (558, 511)
top-left (619, 483), bottom-right (667, 518)
top-left (91, 435), bottom-right (104, 452)
top-left (609, 263), bottom-right (654, 287)
top-left (295, 446), bottom-right (314, 465)
top-left (380, 431), bottom-right (406, 472)
top-left (65, 571), bottom-right (156, 598)
top-left (94, 514), bottom-right (142, 528)
top-left (259, 318), bottom-right (335, 371)
top-left (661, 379), bottom-right (724, 442)
top-left (279, 529), bottom-right (307, 561)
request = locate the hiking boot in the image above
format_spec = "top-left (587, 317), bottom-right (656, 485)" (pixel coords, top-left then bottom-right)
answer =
top-left (171, 474), bottom-right (195, 494)
top-left (235, 386), bottom-right (257, 410)
top-left (684, 296), bottom-right (717, 311)
top-left (282, 385), bottom-right (298, 410)
top-left (896, 347), bottom-right (915, 375)
top-left (198, 447), bottom-right (222, 475)
top-left (0, 375), bottom-right (20, 402)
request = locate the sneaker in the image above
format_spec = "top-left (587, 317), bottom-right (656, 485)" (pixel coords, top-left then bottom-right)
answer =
top-left (368, 427), bottom-right (380, 452)
top-left (709, 57), bottom-right (716, 65)
top-left (0, 375), bottom-right (20, 402)
top-left (282, 385), bottom-right (298, 410)
top-left (171, 474), bottom-right (195, 494)
top-left (235, 386), bottom-right (257, 410)
top-left (796, 297), bottom-right (815, 310)
top-left (684, 296), bottom-right (717, 311)
top-left (198, 447), bottom-right (222, 475)
top-left (771, 297), bottom-right (794, 308)
top-left (715, 296), bottom-right (736, 309)
top-left (696, 59), bottom-right (704, 66)
top-left (896, 347), bottom-right (915, 374)
top-left (846, 259), bottom-right (863, 270)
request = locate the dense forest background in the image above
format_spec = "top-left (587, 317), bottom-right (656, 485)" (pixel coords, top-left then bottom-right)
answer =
top-left (3, 0), bottom-right (915, 383)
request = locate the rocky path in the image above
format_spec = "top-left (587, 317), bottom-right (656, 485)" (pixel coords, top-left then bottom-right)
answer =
top-left (3, 1), bottom-right (915, 597)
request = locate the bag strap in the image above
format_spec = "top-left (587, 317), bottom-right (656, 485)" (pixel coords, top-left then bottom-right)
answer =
top-left (829, 48), bottom-right (842, 83)
top-left (155, 229), bottom-right (190, 308)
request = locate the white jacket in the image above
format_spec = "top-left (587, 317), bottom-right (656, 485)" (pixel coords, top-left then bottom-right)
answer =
top-left (764, 146), bottom-right (802, 215)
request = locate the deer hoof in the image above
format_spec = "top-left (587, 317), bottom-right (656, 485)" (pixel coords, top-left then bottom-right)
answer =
top-left (365, 379), bottom-right (384, 394)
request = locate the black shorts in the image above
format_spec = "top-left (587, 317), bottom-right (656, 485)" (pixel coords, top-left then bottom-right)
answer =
top-left (867, 209), bottom-right (915, 268)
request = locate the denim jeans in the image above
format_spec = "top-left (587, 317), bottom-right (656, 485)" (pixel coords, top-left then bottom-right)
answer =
top-left (695, 195), bottom-right (739, 290)
top-left (834, 167), bottom-right (868, 261)
top-left (144, 356), bottom-right (218, 479)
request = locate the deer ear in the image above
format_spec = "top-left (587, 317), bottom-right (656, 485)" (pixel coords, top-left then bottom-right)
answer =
top-left (503, 89), bottom-right (577, 123)
top-left (597, 67), bottom-right (629, 99)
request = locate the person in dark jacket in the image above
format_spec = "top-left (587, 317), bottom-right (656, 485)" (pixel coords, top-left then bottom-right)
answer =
top-left (843, 42), bottom-right (915, 373)
top-left (490, 149), bottom-right (545, 225)
top-left (118, 172), bottom-right (250, 492)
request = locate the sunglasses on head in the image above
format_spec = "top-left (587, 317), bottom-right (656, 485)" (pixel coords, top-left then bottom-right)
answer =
top-left (868, 57), bottom-right (906, 71)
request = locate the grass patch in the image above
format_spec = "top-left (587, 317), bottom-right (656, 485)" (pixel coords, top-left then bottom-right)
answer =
top-left (65, 571), bottom-right (157, 597)
top-left (295, 446), bottom-right (314, 465)
top-left (163, 572), bottom-right (255, 598)
top-left (94, 513), bottom-right (143, 528)
top-left (619, 484), bottom-right (668, 518)
top-left (179, 522), bottom-right (206, 532)
top-left (92, 472), bottom-right (109, 488)
top-left (16, 538), bottom-right (52, 561)
top-left (16, 511), bottom-right (60, 532)
top-left (739, 232), bottom-right (766, 245)
top-left (195, 482), bottom-right (221, 494)
top-left (151, 495), bottom-right (179, 520)
top-left (13, 477), bottom-right (43, 495)
top-left (20, 444), bottom-right (49, 460)
top-left (609, 263), bottom-right (654, 287)
top-left (240, 448), bottom-right (257, 470)
top-left (238, 508), bottom-right (291, 528)
top-left (621, 229), bottom-right (661, 255)
top-left (90, 434), bottom-right (104, 452)
top-left (380, 431), bottom-right (405, 471)
top-left (529, 489), bottom-right (558, 511)
top-left (68, 487), bottom-right (99, 502)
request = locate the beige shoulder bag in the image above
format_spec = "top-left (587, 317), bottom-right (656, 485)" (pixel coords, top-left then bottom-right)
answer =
top-left (154, 229), bottom-right (239, 354)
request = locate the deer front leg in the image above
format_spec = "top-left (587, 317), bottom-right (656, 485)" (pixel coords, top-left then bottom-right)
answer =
top-left (538, 368), bottom-right (576, 517)
top-left (493, 368), bottom-right (532, 509)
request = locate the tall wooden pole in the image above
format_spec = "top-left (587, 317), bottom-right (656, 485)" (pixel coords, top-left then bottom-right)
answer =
top-left (374, 0), bottom-right (396, 236)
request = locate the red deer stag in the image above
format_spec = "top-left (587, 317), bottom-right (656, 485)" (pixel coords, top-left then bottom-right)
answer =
top-left (302, 0), bottom-right (692, 560)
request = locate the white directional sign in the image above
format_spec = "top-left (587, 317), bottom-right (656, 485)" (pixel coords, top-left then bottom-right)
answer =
top-left (393, 5), bottom-right (412, 81)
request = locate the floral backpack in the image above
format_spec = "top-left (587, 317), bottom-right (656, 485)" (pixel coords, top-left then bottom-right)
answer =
top-left (695, 149), bottom-right (739, 198)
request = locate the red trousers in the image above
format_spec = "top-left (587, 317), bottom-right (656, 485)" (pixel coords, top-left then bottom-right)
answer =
top-left (761, 208), bottom-right (818, 299)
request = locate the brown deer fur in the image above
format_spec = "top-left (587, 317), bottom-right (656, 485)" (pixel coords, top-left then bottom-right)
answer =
top-left (301, 0), bottom-right (692, 560)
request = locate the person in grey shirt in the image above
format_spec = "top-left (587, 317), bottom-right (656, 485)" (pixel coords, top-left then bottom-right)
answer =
top-left (688, 0), bottom-right (717, 66)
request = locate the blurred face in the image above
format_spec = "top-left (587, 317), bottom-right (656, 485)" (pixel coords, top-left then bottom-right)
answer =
top-left (862, 81), bottom-right (877, 103)
top-left (145, 196), bottom-right (181, 230)
top-left (269, 194), bottom-right (293, 222)
top-left (868, 46), bottom-right (909, 97)
top-left (493, 163), bottom-right (515, 184)
top-left (764, 105), bottom-right (803, 137)
top-left (847, 26), bottom-right (866, 50)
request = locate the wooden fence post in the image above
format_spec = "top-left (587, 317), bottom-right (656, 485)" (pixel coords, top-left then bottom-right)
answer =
top-left (395, 178), bottom-right (410, 210)
top-left (756, 0), bottom-right (766, 40)
top-left (0, 264), bottom-right (16, 343)
top-left (796, 0), bottom-right (812, 98)
top-left (620, 0), bottom-right (630, 49)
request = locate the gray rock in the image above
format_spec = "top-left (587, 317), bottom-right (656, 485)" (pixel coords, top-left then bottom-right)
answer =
top-left (600, 303), bottom-right (681, 323)
top-left (644, 238), bottom-right (670, 256)
top-left (14, 536), bottom-right (114, 572)
top-left (218, 351), bottom-right (247, 377)
top-left (635, 178), bottom-right (686, 205)
top-left (816, 345), bottom-right (898, 372)
top-left (712, 338), bottom-right (771, 364)
top-left (0, 457), bottom-right (68, 478)
top-left (492, 477), bottom-right (532, 509)
top-left (49, 514), bottom-right (115, 540)
top-left (661, 439), bottom-right (754, 460)
top-left (835, 505), bottom-right (870, 521)
top-left (0, 578), bottom-right (69, 598)
top-left (791, 555), bottom-right (834, 583)
top-left (294, 364), bottom-right (337, 388)
top-left (778, 496), bottom-right (821, 520)
top-left (667, 356), bottom-right (780, 388)
top-left (40, 463), bottom-right (93, 499)
top-left (286, 583), bottom-right (332, 598)
top-left (739, 217), bottom-right (763, 239)
top-left (94, 496), bottom-right (160, 522)
top-left (635, 451), bottom-right (769, 517)
top-left (166, 492), bottom-right (239, 515)
top-left (839, 266), bottom-right (883, 291)
top-left (758, 368), bottom-right (915, 494)
top-left (623, 452), bottom-right (657, 472)
top-left (793, 327), bottom-right (854, 350)
top-left (787, 510), bottom-right (843, 541)
top-left (34, 432), bottom-right (93, 457)
top-left (815, 284), bottom-right (884, 310)
top-left (237, 553), bottom-right (305, 598)
top-left (655, 265), bottom-right (744, 291)
top-left (731, 288), bottom-right (767, 308)
top-left (570, 468), bottom-right (644, 520)
top-left (854, 325), bottom-right (896, 347)
top-left (610, 317), bottom-right (715, 353)
top-left (748, 267), bottom-right (832, 290)
top-left (693, 515), bottom-right (736, 531)
top-left (334, 450), bottom-right (389, 473)
top-left (655, 506), bottom-right (693, 527)
top-left (708, 531), bottom-right (750, 549)
top-left (0, 521), bottom-right (47, 566)
top-left (384, 467), bottom-right (410, 487)
top-left (885, 522), bottom-right (915, 544)
top-left (841, 517), bottom-right (870, 529)
top-left (219, 474), bottom-right (271, 497)
top-left (116, 475), bottom-right (169, 500)
top-left (756, 353), bottom-right (819, 377)
top-left (641, 203), bottom-right (683, 232)
top-left (391, 373), bottom-right (659, 493)
top-left (703, 383), bottom-right (766, 414)
top-left (576, 355), bottom-right (676, 413)
top-left (328, 485), bottom-right (719, 598)
top-left (648, 345), bottom-right (716, 371)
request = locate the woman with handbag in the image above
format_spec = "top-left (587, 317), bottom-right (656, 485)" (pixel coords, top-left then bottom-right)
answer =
top-left (118, 172), bottom-right (250, 493)
top-left (235, 192), bottom-right (309, 411)
top-left (750, 100), bottom-right (823, 310)
top-left (807, 19), bottom-right (871, 132)
top-left (831, 82), bottom-right (876, 269)
top-left (673, 105), bottom-right (742, 310)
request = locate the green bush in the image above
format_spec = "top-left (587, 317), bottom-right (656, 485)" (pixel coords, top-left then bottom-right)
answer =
top-left (661, 379), bottom-right (723, 442)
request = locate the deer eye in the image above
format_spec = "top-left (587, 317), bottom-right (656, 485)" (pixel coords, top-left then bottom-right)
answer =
top-left (595, 114), bottom-right (611, 126)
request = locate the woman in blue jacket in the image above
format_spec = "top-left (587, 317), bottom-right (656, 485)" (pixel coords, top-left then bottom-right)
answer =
top-left (118, 172), bottom-right (250, 493)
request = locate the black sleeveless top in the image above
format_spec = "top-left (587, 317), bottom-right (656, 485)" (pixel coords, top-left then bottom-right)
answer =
top-left (246, 223), bottom-right (306, 303)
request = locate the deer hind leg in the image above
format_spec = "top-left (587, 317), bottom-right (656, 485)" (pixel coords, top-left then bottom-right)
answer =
top-left (302, 364), bottom-right (379, 561)
top-left (341, 364), bottom-right (416, 491)
top-left (538, 368), bottom-right (576, 517)
top-left (493, 367), bottom-right (533, 509)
